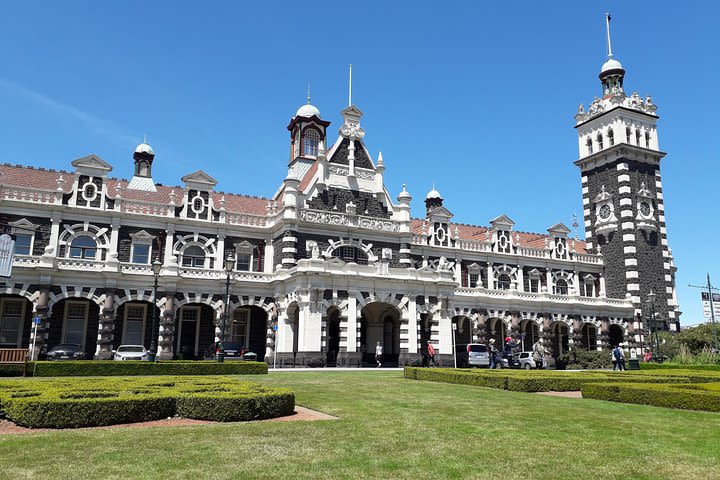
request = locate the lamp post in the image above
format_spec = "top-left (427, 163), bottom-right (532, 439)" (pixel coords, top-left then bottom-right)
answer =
top-left (647, 289), bottom-right (661, 361)
top-left (217, 254), bottom-right (235, 363)
top-left (148, 259), bottom-right (162, 362)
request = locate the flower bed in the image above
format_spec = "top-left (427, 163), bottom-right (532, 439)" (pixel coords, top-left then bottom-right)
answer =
top-left (0, 376), bottom-right (294, 428)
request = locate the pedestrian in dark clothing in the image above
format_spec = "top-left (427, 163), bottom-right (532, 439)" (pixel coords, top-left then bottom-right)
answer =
top-left (427, 341), bottom-right (438, 367)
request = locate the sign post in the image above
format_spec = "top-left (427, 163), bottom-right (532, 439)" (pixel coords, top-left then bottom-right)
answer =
top-left (31, 316), bottom-right (42, 361)
top-left (272, 322), bottom-right (278, 370)
top-left (452, 322), bottom-right (457, 369)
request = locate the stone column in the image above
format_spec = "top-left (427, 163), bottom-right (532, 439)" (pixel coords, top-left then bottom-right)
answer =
top-left (163, 226), bottom-right (176, 265)
top-left (158, 294), bottom-right (175, 360)
top-left (30, 287), bottom-right (50, 360)
top-left (486, 262), bottom-right (494, 289)
top-left (94, 290), bottom-right (115, 360)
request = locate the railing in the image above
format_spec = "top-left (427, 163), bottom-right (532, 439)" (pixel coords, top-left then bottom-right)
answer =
top-left (12, 255), bottom-right (41, 267)
top-left (178, 266), bottom-right (272, 282)
top-left (0, 186), bottom-right (58, 204)
top-left (122, 201), bottom-right (171, 217)
top-left (57, 258), bottom-right (105, 270)
top-left (120, 263), bottom-right (154, 274)
top-left (454, 286), bottom-right (633, 309)
top-left (225, 212), bottom-right (267, 227)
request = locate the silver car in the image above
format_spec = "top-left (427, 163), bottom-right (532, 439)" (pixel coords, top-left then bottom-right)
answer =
top-left (113, 345), bottom-right (150, 361)
top-left (517, 351), bottom-right (538, 369)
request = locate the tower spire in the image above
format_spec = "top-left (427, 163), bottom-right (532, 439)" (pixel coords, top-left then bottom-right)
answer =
top-left (605, 13), bottom-right (613, 58)
top-left (348, 64), bottom-right (352, 106)
top-left (307, 84), bottom-right (311, 104)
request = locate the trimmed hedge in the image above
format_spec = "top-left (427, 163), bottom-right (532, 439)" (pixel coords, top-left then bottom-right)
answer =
top-left (403, 367), bottom-right (720, 393)
top-left (0, 376), bottom-right (293, 428)
top-left (31, 360), bottom-right (268, 377)
top-left (0, 363), bottom-right (33, 377)
top-left (581, 382), bottom-right (720, 412)
top-left (639, 363), bottom-right (720, 372)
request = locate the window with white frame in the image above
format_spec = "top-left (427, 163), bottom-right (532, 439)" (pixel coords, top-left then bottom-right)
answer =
top-left (554, 279), bottom-right (569, 295)
top-left (122, 303), bottom-right (147, 345)
top-left (496, 273), bottom-right (512, 290)
top-left (130, 231), bottom-right (154, 264)
top-left (468, 273), bottom-right (479, 288)
top-left (181, 245), bottom-right (206, 268)
top-left (14, 234), bottom-right (33, 255)
top-left (0, 298), bottom-right (25, 347)
top-left (303, 129), bottom-right (320, 157)
top-left (235, 241), bottom-right (253, 271)
top-left (527, 269), bottom-right (541, 293)
top-left (583, 275), bottom-right (596, 297)
top-left (331, 245), bottom-right (368, 265)
top-left (69, 235), bottom-right (97, 259)
top-left (230, 308), bottom-right (250, 348)
top-left (63, 301), bottom-right (88, 347)
top-left (132, 244), bottom-right (151, 264)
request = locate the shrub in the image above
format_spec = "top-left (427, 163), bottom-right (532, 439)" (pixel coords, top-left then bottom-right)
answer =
top-left (558, 349), bottom-right (610, 370)
top-left (639, 363), bottom-right (720, 372)
top-left (31, 360), bottom-right (267, 377)
top-left (0, 363), bottom-right (34, 377)
top-left (581, 382), bottom-right (720, 413)
top-left (0, 376), bottom-right (293, 428)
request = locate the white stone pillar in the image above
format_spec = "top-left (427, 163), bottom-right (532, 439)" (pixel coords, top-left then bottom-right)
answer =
top-left (487, 262), bottom-right (494, 289)
top-left (572, 268), bottom-right (580, 295)
top-left (406, 297), bottom-right (418, 353)
top-left (215, 232), bottom-right (226, 271)
top-left (164, 227), bottom-right (176, 265)
top-left (346, 293), bottom-right (357, 352)
top-left (517, 265), bottom-right (524, 292)
top-left (546, 269), bottom-right (553, 293)
top-left (263, 240), bottom-right (274, 273)
top-left (437, 303), bottom-right (452, 355)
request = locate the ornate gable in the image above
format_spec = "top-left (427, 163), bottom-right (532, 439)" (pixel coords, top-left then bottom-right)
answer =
top-left (71, 154), bottom-right (113, 177)
top-left (181, 170), bottom-right (218, 191)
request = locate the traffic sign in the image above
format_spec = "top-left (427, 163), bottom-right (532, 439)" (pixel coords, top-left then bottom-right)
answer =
top-left (33, 316), bottom-right (42, 325)
top-left (272, 324), bottom-right (278, 332)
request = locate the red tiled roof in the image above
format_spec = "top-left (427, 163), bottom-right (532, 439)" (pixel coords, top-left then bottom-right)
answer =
top-left (411, 218), bottom-right (587, 254)
top-left (0, 164), bottom-right (74, 193)
top-left (1, 163), bottom-right (271, 216)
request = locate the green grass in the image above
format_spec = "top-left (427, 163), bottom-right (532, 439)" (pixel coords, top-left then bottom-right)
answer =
top-left (2, 371), bottom-right (720, 479)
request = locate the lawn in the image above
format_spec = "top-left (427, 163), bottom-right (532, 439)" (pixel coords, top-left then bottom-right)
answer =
top-left (1, 371), bottom-right (719, 480)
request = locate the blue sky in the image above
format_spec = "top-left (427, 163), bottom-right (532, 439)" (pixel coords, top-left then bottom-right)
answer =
top-left (0, 1), bottom-right (717, 325)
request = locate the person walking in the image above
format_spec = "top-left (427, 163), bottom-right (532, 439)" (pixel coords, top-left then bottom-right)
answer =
top-left (617, 343), bottom-right (626, 371)
top-left (532, 340), bottom-right (545, 369)
top-left (488, 339), bottom-right (500, 369)
top-left (427, 340), bottom-right (438, 367)
top-left (503, 336), bottom-right (514, 364)
top-left (375, 341), bottom-right (383, 368)
top-left (613, 344), bottom-right (626, 371)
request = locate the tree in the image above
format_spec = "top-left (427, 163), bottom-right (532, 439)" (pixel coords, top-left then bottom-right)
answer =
top-left (677, 324), bottom-right (720, 353)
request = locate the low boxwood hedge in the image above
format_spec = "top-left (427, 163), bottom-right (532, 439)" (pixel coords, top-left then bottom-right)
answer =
top-left (0, 376), bottom-right (293, 428)
top-left (403, 367), bottom-right (719, 393)
top-left (581, 382), bottom-right (720, 412)
top-left (31, 360), bottom-right (268, 377)
top-left (0, 363), bottom-right (33, 377)
top-left (639, 363), bottom-right (720, 372)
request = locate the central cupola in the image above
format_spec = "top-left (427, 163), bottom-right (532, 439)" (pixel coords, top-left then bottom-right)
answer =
top-left (287, 88), bottom-right (330, 163)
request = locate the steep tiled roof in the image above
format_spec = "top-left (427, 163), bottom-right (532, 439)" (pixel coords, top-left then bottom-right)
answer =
top-left (0, 164), bottom-right (74, 193)
top-left (1, 163), bottom-right (271, 216)
top-left (411, 218), bottom-right (587, 254)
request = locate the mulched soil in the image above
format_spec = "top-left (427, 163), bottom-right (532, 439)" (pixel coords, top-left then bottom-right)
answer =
top-left (0, 406), bottom-right (337, 435)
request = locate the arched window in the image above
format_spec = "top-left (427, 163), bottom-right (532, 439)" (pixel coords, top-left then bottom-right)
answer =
top-left (645, 131), bottom-right (651, 148)
top-left (597, 133), bottom-right (604, 150)
top-left (69, 236), bottom-right (97, 259)
top-left (608, 129), bottom-right (614, 146)
top-left (586, 137), bottom-right (593, 155)
top-left (331, 245), bottom-right (368, 265)
top-left (626, 126), bottom-right (632, 144)
top-left (181, 245), bottom-right (206, 268)
top-left (303, 129), bottom-right (320, 157)
top-left (635, 129), bottom-right (641, 145)
top-left (554, 279), bottom-right (568, 295)
top-left (580, 324), bottom-right (597, 350)
top-left (496, 273), bottom-right (511, 290)
top-left (138, 161), bottom-right (149, 176)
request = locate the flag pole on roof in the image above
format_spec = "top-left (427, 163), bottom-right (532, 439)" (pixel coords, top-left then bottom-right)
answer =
top-left (605, 13), bottom-right (613, 58)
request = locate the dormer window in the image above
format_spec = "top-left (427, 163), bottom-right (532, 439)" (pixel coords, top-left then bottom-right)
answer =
top-left (69, 236), bottom-right (97, 260)
top-left (303, 129), bottom-right (320, 157)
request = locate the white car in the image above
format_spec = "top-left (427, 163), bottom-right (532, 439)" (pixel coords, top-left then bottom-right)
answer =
top-left (113, 345), bottom-right (150, 361)
top-left (516, 351), bottom-right (544, 369)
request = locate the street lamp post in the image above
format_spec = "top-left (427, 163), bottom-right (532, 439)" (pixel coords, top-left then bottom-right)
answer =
top-left (148, 259), bottom-right (162, 362)
top-left (647, 289), bottom-right (661, 361)
top-left (217, 254), bottom-right (235, 364)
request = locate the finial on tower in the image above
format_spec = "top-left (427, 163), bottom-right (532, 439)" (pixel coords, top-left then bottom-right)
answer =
top-left (348, 64), bottom-right (352, 107)
top-left (143, 132), bottom-right (147, 144)
top-left (605, 13), bottom-right (613, 58)
top-left (307, 84), bottom-right (311, 104)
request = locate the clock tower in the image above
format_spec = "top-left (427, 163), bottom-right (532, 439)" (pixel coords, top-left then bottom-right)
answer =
top-left (574, 15), bottom-right (680, 333)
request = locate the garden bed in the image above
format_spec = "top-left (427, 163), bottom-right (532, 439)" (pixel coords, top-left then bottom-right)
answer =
top-left (0, 376), bottom-right (293, 428)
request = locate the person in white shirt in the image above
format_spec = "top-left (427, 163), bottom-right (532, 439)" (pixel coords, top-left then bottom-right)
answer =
top-left (375, 342), bottom-right (383, 368)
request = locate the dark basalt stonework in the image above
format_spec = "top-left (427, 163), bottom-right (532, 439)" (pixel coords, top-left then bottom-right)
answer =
top-left (117, 227), bottom-right (165, 263)
top-left (307, 187), bottom-right (390, 219)
top-left (0, 213), bottom-right (52, 255)
top-left (329, 138), bottom-right (374, 169)
top-left (585, 158), bottom-right (671, 319)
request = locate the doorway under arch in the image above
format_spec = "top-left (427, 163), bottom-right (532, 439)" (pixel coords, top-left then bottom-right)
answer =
top-left (551, 322), bottom-right (569, 358)
top-left (520, 320), bottom-right (539, 351)
top-left (360, 302), bottom-right (400, 366)
top-left (608, 323), bottom-right (624, 348)
top-left (580, 323), bottom-right (598, 350)
top-left (326, 307), bottom-right (341, 366)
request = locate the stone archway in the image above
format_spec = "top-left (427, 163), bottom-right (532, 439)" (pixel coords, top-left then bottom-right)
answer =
top-left (325, 307), bottom-right (341, 366)
top-left (580, 323), bottom-right (598, 350)
top-left (360, 302), bottom-right (400, 366)
top-left (550, 322), bottom-right (570, 359)
top-left (520, 320), bottom-right (540, 352)
top-left (608, 323), bottom-right (624, 348)
top-left (225, 305), bottom-right (268, 362)
top-left (486, 317), bottom-right (507, 347)
top-left (452, 316), bottom-right (472, 346)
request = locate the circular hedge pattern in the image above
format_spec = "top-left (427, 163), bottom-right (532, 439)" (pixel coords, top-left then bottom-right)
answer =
top-left (0, 376), bottom-right (294, 428)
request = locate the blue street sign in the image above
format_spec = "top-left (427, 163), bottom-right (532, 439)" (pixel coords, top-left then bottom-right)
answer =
top-left (33, 316), bottom-right (42, 325)
top-left (520, 333), bottom-right (526, 340)
top-left (272, 324), bottom-right (278, 332)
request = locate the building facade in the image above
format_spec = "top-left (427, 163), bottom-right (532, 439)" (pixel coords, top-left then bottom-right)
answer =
top-left (0, 33), bottom-right (679, 366)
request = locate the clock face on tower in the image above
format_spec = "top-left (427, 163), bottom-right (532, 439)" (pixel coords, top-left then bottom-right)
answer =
top-left (640, 201), bottom-right (651, 217)
top-left (599, 204), bottom-right (612, 220)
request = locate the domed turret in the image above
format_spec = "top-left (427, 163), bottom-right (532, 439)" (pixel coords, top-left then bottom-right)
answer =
top-left (134, 142), bottom-right (154, 155)
top-left (599, 14), bottom-right (625, 96)
top-left (128, 136), bottom-right (157, 192)
top-left (287, 88), bottom-right (330, 163)
top-left (424, 183), bottom-right (443, 215)
top-left (296, 103), bottom-right (321, 119)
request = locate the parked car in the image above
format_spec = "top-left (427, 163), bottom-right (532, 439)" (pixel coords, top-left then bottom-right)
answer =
top-left (204, 342), bottom-right (252, 361)
top-left (515, 351), bottom-right (539, 370)
top-left (46, 344), bottom-right (85, 361)
top-left (455, 343), bottom-right (490, 368)
top-left (112, 345), bottom-right (150, 361)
